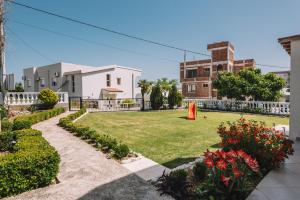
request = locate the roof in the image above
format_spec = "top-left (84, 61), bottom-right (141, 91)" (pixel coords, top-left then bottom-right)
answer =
top-left (63, 64), bottom-right (142, 75)
top-left (102, 88), bottom-right (123, 92)
top-left (278, 34), bottom-right (300, 55)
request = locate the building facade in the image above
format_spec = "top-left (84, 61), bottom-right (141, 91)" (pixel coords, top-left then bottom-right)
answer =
top-left (180, 41), bottom-right (255, 99)
top-left (272, 71), bottom-right (290, 102)
top-left (23, 62), bottom-right (142, 99)
top-left (278, 34), bottom-right (300, 141)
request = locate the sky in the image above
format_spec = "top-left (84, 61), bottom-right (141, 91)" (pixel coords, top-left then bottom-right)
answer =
top-left (4, 0), bottom-right (300, 82)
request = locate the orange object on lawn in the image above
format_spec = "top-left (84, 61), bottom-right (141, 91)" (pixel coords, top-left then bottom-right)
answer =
top-left (187, 102), bottom-right (197, 120)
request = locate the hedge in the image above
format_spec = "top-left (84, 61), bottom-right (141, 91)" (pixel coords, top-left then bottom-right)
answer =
top-left (58, 108), bottom-right (130, 159)
top-left (13, 107), bottom-right (65, 127)
top-left (0, 129), bottom-right (60, 198)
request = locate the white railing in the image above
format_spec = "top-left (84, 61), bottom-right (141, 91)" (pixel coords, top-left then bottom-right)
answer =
top-left (183, 99), bottom-right (290, 115)
top-left (4, 92), bottom-right (69, 106)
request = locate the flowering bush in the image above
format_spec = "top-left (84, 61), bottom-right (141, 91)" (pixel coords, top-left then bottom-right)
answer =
top-left (218, 118), bottom-right (294, 172)
top-left (203, 149), bottom-right (260, 198)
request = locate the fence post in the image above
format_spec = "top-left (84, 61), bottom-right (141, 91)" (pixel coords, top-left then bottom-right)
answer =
top-left (68, 97), bottom-right (71, 111)
top-left (80, 97), bottom-right (83, 109)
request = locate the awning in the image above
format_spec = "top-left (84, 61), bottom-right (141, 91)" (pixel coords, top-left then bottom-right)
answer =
top-left (102, 88), bottom-right (123, 94)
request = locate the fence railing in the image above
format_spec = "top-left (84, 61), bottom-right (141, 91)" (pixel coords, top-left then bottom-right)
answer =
top-left (183, 99), bottom-right (290, 115)
top-left (3, 92), bottom-right (69, 106)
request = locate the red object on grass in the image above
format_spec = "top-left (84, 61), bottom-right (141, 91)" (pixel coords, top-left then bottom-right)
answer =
top-left (187, 102), bottom-right (196, 120)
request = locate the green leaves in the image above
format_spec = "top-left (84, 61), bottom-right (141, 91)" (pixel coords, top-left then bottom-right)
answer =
top-left (38, 88), bottom-right (59, 109)
top-left (213, 68), bottom-right (285, 101)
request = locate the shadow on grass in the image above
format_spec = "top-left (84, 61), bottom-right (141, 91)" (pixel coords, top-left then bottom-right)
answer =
top-left (178, 116), bottom-right (188, 119)
top-left (210, 142), bottom-right (222, 148)
top-left (162, 157), bottom-right (198, 169)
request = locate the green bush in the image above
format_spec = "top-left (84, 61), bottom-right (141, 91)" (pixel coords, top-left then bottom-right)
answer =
top-left (0, 131), bottom-right (17, 152)
top-left (14, 107), bottom-right (65, 126)
top-left (58, 108), bottom-right (129, 159)
top-left (38, 88), bottom-right (59, 109)
top-left (12, 119), bottom-right (32, 131)
top-left (1, 118), bottom-right (12, 132)
top-left (192, 162), bottom-right (207, 182)
top-left (150, 84), bottom-right (163, 110)
top-left (0, 105), bottom-right (8, 118)
top-left (156, 169), bottom-right (189, 199)
top-left (168, 84), bottom-right (178, 109)
top-left (0, 129), bottom-right (60, 198)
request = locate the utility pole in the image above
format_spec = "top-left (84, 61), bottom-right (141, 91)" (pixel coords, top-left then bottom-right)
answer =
top-left (0, 0), bottom-right (4, 92)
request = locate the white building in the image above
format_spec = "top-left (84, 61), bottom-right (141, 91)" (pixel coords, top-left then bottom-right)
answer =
top-left (279, 34), bottom-right (300, 141)
top-left (272, 71), bottom-right (290, 102)
top-left (23, 62), bottom-right (142, 99)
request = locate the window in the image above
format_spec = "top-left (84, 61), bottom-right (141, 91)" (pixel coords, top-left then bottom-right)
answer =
top-left (203, 83), bottom-right (209, 87)
top-left (40, 78), bottom-right (45, 87)
top-left (106, 74), bottom-right (111, 87)
top-left (186, 69), bottom-right (197, 78)
top-left (27, 79), bottom-right (32, 87)
top-left (187, 84), bottom-right (196, 92)
top-left (217, 64), bottom-right (223, 72)
top-left (117, 77), bottom-right (121, 85)
top-left (52, 78), bottom-right (57, 87)
top-left (71, 75), bottom-right (75, 93)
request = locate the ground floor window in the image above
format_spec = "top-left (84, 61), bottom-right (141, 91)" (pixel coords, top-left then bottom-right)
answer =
top-left (203, 83), bottom-right (209, 87)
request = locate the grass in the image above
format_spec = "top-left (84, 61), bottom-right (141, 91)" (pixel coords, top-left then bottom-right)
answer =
top-left (76, 110), bottom-right (289, 168)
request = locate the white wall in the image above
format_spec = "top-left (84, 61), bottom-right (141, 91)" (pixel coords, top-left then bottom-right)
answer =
top-left (290, 40), bottom-right (300, 140)
top-left (81, 67), bottom-right (141, 99)
top-left (23, 67), bottom-right (36, 92)
top-left (65, 73), bottom-right (83, 97)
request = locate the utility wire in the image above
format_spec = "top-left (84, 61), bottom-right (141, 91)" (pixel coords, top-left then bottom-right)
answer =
top-left (10, 20), bottom-right (180, 64)
top-left (256, 63), bottom-right (289, 69)
top-left (6, 26), bottom-right (54, 62)
top-left (5, 0), bottom-right (211, 57)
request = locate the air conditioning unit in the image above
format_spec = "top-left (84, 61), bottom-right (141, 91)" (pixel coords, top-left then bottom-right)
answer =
top-left (54, 72), bottom-right (60, 77)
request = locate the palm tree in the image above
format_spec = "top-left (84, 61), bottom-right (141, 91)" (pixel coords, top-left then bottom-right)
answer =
top-left (138, 79), bottom-right (153, 111)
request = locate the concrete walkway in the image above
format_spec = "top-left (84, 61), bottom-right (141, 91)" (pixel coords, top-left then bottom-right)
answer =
top-left (247, 140), bottom-right (300, 200)
top-left (5, 112), bottom-right (171, 200)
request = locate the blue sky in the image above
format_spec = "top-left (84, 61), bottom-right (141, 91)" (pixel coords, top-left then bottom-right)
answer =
top-left (5, 0), bottom-right (300, 82)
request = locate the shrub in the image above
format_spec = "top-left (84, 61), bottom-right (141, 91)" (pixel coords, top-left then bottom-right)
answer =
top-left (12, 119), bottom-right (32, 130)
top-left (150, 84), bottom-right (163, 110)
top-left (192, 162), bottom-right (207, 182)
top-left (1, 118), bottom-right (12, 132)
top-left (218, 118), bottom-right (294, 172)
top-left (156, 169), bottom-right (190, 200)
top-left (0, 129), bottom-right (60, 198)
top-left (0, 131), bottom-right (17, 152)
top-left (58, 108), bottom-right (130, 159)
top-left (201, 149), bottom-right (260, 199)
top-left (114, 143), bottom-right (130, 159)
top-left (38, 88), bottom-right (59, 109)
top-left (14, 107), bottom-right (65, 126)
top-left (168, 84), bottom-right (178, 109)
top-left (0, 105), bottom-right (8, 118)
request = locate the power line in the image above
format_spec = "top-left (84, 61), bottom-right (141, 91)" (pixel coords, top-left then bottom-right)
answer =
top-left (256, 63), bottom-right (289, 69)
top-left (9, 20), bottom-right (180, 64)
top-left (5, 0), bottom-right (211, 57)
top-left (6, 26), bottom-right (54, 62)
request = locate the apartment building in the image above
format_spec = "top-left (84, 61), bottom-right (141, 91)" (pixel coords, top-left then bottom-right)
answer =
top-left (23, 62), bottom-right (142, 99)
top-left (180, 41), bottom-right (255, 99)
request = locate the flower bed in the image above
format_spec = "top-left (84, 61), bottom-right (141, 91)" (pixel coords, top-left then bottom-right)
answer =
top-left (0, 129), bottom-right (60, 198)
top-left (156, 118), bottom-right (294, 200)
top-left (58, 108), bottom-right (130, 159)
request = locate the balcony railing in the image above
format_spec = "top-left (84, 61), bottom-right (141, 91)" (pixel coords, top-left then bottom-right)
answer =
top-left (183, 99), bottom-right (290, 115)
top-left (3, 92), bottom-right (69, 106)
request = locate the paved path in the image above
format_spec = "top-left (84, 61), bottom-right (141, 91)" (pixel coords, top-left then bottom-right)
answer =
top-left (247, 140), bottom-right (300, 200)
top-left (5, 112), bottom-right (171, 200)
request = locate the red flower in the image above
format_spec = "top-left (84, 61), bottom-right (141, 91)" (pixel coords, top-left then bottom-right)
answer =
top-left (226, 150), bottom-right (237, 158)
top-left (215, 150), bottom-right (226, 159)
top-left (221, 174), bottom-right (230, 187)
top-left (232, 167), bottom-right (243, 178)
top-left (243, 155), bottom-right (260, 172)
top-left (204, 157), bottom-right (214, 168)
top-left (226, 157), bottom-right (236, 165)
top-left (237, 149), bottom-right (247, 158)
top-left (216, 159), bottom-right (227, 170)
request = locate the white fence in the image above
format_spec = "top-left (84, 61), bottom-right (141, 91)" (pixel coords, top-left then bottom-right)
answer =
top-left (3, 92), bottom-right (69, 106)
top-left (183, 99), bottom-right (290, 115)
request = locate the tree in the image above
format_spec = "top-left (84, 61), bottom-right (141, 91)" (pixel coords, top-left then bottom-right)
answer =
top-left (138, 79), bottom-right (153, 111)
top-left (168, 84), bottom-right (178, 109)
top-left (150, 83), bottom-right (163, 110)
top-left (213, 68), bottom-right (285, 101)
top-left (15, 82), bottom-right (24, 92)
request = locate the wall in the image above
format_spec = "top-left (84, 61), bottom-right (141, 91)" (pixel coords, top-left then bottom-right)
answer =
top-left (290, 40), bottom-right (300, 140)
top-left (65, 73), bottom-right (83, 98)
top-left (23, 67), bottom-right (36, 92)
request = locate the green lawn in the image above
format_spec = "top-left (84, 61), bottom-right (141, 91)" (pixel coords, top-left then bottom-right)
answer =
top-left (76, 110), bottom-right (289, 168)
